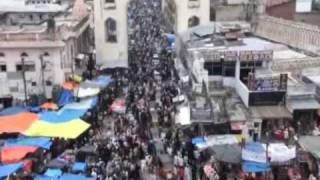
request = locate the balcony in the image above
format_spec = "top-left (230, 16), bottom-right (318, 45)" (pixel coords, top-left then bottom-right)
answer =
top-left (188, 0), bottom-right (200, 8)
top-left (0, 32), bottom-right (56, 41)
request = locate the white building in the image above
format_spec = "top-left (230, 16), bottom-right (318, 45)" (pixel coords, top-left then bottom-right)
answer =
top-left (162, 0), bottom-right (267, 33)
top-left (94, 0), bottom-right (129, 67)
top-left (162, 0), bottom-right (210, 33)
top-left (0, 0), bottom-right (91, 100)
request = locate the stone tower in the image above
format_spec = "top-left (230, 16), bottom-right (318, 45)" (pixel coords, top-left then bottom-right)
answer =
top-left (94, 0), bottom-right (129, 67)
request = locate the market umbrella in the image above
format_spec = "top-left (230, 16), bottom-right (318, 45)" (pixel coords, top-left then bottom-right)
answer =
top-left (209, 144), bottom-right (241, 163)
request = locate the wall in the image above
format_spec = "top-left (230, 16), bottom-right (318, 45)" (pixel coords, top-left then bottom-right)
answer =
top-left (255, 15), bottom-right (320, 54)
top-left (0, 48), bottom-right (63, 98)
top-left (236, 79), bottom-right (249, 107)
top-left (94, 0), bottom-right (129, 67)
top-left (266, 1), bottom-right (295, 20)
top-left (175, 0), bottom-right (210, 33)
top-left (215, 5), bottom-right (245, 21)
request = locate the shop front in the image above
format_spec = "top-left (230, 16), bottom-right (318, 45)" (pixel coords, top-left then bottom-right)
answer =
top-left (287, 98), bottom-right (320, 135)
top-left (251, 106), bottom-right (293, 141)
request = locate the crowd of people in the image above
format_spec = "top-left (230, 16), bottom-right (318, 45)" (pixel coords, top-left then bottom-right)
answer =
top-left (81, 0), bottom-right (192, 179)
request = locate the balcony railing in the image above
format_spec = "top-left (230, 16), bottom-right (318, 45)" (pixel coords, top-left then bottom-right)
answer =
top-left (0, 32), bottom-right (56, 41)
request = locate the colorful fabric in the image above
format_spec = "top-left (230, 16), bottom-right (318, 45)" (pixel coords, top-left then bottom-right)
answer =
top-left (0, 146), bottom-right (38, 164)
top-left (4, 137), bottom-right (52, 149)
top-left (0, 162), bottom-right (23, 178)
top-left (0, 106), bottom-right (28, 116)
top-left (24, 119), bottom-right (90, 139)
top-left (44, 168), bottom-right (63, 177)
top-left (58, 89), bottom-right (74, 107)
top-left (0, 112), bottom-right (38, 134)
top-left (39, 109), bottom-right (86, 123)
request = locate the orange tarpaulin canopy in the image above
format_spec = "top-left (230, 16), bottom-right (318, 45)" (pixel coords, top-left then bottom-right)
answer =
top-left (40, 102), bottom-right (58, 110)
top-left (0, 146), bottom-right (38, 164)
top-left (0, 112), bottom-right (38, 134)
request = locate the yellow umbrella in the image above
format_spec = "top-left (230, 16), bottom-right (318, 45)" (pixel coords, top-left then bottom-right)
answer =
top-left (24, 119), bottom-right (90, 139)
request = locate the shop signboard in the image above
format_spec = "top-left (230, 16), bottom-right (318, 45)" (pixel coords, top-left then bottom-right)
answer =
top-left (239, 50), bottom-right (273, 61)
top-left (249, 91), bottom-right (286, 106)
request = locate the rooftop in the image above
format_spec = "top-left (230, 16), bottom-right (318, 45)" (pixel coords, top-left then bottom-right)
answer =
top-left (0, 0), bottom-right (89, 47)
top-left (0, 0), bottom-right (69, 13)
top-left (180, 22), bottom-right (311, 62)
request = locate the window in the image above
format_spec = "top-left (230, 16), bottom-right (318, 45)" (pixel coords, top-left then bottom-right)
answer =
top-left (105, 0), bottom-right (115, 3)
top-left (16, 63), bottom-right (36, 72)
top-left (223, 62), bottom-right (236, 77)
top-left (210, 6), bottom-right (216, 21)
top-left (0, 64), bottom-right (6, 72)
top-left (46, 80), bottom-right (52, 86)
top-left (188, 16), bottom-right (200, 28)
top-left (21, 52), bottom-right (28, 57)
top-left (44, 52), bottom-right (50, 56)
top-left (105, 18), bottom-right (117, 42)
top-left (204, 61), bottom-right (222, 76)
top-left (0, 52), bottom-right (4, 57)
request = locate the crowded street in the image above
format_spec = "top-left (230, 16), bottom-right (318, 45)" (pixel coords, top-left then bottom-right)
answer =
top-left (2, 0), bottom-right (320, 179)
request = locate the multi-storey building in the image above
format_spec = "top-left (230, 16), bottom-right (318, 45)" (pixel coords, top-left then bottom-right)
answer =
top-left (0, 0), bottom-right (91, 100)
top-left (94, 0), bottom-right (129, 67)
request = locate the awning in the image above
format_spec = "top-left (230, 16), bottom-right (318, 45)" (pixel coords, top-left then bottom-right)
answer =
top-left (76, 87), bottom-right (100, 98)
top-left (287, 98), bottom-right (320, 112)
top-left (4, 137), bottom-right (52, 149)
top-left (1, 146), bottom-right (38, 164)
top-left (24, 119), bottom-right (90, 139)
top-left (251, 106), bottom-right (292, 119)
top-left (242, 161), bottom-right (270, 173)
top-left (242, 142), bottom-right (267, 163)
top-left (0, 162), bottom-right (23, 178)
top-left (298, 136), bottom-right (320, 159)
top-left (0, 112), bottom-right (38, 134)
top-left (39, 109), bottom-right (86, 123)
top-left (0, 106), bottom-right (28, 116)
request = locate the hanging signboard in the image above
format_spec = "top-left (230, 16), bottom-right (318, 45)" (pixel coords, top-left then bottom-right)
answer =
top-left (239, 50), bottom-right (273, 61)
top-left (203, 50), bottom-right (273, 62)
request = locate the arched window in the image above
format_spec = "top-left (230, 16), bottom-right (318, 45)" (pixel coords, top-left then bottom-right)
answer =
top-left (44, 52), bottom-right (50, 56)
top-left (21, 52), bottom-right (28, 57)
top-left (188, 16), bottom-right (200, 28)
top-left (105, 18), bottom-right (117, 42)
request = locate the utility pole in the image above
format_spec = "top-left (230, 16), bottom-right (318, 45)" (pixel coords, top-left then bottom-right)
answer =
top-left (21, 57), bottom-right (28, 105)
top-left (40, 54), bottom-right (46, 98)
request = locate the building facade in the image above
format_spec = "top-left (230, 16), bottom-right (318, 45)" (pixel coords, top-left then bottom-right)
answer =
top-left (94, 0), bottom-right (129, 67)
top-left (163, 0), bottom-right (210, 33)
top-left (0, 0), bottom-right (91, 100)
